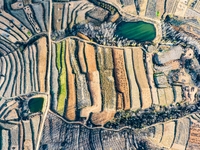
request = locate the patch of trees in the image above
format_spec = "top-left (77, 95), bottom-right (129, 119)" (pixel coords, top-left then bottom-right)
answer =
top-left (104, 101), bottom-right (200, 129)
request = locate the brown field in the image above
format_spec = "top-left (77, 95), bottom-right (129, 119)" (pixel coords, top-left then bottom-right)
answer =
top-left (160, 122), bottom-right (175, 148)
top-left (91, 110), bottom-right (115, 125)
top-left (53, 3), bottom-right (64, 31)
top-left (77, 32), bottom-right (90, 41)
top-left (132, 47), bottom-right (152, 108)
top-left (113, 49), bottom-right (130, 110)
top-left (108, 12), bottom-right (120, 22)
top-left (188, 123), bottom-right (200, 145)
top-left (84, 43), bottom-right (97, 72)
top-left (156, 0), bottom-right (165, 19)
top-left (65, 39), bottom-right (76, 121)
top-left (37, 37), bottom-right (47, 93)
top-left (165, 87), bottom-right (174, 105)
top-left (117, 92), bottom-right (123, 110)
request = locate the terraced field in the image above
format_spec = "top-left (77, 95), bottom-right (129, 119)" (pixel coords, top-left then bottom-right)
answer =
top-left (56, 41), bottom-right (67, 115)
top-left (39, 110), bottom-right (200, 150)
top-left (1, 0), bottom-right (200, 149)
top-left (0, 93), bottom-right (48, 150)
top-left (0, 1), bottom-right (50, 149)
top-left (51, 1), bottom-right (111, 40)
top-left (0, 36), bottom-right (49, 97)
top-left (50, 36), bottom-right (199, 127)
top-left (40, 111), bottom-right (136, 150)
top-left (137, 113), bottom-right (200, 150)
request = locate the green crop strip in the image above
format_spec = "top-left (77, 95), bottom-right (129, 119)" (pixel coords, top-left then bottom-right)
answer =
top-left (56, 43), bottom-right (61, 72)
top-left (156, 11), bottom-right (160, 17)
top-left (56, 41), bottom-right (67, 115)
top-left (27, 31), bottom-right (32, 37)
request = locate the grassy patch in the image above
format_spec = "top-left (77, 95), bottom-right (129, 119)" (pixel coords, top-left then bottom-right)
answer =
top-left (156, 11), bottom-right (160, 17)
top-left (27, 31), bottom-right (32, 37)
top-left (56, 43), bottom-right (61, 72)
top-left (57, 41), bottom-right (67, 115)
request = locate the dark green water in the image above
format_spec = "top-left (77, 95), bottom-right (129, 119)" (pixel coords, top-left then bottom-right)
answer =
top-left (115, 21), bottom-right (156, 42)
top-left (28, 97), bottom-right (44, 113)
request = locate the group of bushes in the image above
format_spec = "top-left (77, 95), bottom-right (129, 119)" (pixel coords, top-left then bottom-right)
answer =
top-left (104, 101), bottom-right (200, 129)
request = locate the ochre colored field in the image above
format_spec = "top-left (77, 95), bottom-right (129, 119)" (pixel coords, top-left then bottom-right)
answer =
top-left (65, 39), bottom-right (76, 120)
top-left (37, 37), bottom-right (48, 93)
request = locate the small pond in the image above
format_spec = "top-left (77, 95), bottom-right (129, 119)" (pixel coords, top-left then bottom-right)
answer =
top-left (115, 21), bottom-right (156, 42)
top-left (28, 97), bottom-right (44, 113)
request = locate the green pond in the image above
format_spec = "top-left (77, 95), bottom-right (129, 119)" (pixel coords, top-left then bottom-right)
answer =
top-left (28, 97), bottom-right (44, 113)
top-left (115, 21), bottom-right (156, 42)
